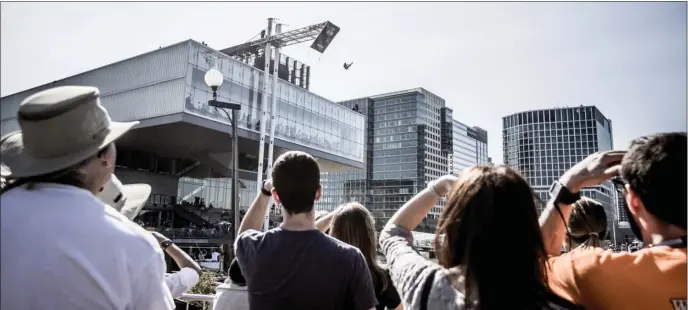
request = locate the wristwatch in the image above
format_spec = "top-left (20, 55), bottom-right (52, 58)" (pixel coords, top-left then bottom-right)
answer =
top-left (548, 181), bottom-right (581, 205)
top-left (160, 239), bottom-right (173, 250)
top-left (261, 180), bottom-right (272, 197)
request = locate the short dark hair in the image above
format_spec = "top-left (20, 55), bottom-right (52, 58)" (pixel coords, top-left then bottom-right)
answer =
top-left (228, 258), bottom-right (246, 286)
top-left (271, 151), bottom-right (320, 214)
top-left (621, 132), bottom-right (686, 229)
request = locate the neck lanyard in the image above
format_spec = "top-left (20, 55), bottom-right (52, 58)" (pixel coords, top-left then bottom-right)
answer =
top-left (650, 236), bottom-right (687, 249)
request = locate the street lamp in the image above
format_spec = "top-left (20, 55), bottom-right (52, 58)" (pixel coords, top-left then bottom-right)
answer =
top-left (204, 68), bottom-right (241, 268)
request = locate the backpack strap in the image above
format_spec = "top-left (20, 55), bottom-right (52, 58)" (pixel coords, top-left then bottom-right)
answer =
top-left (420, 269), bottom-right (438, 310)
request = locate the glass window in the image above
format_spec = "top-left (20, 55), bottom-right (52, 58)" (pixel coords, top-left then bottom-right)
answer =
top-left (242, 66), bottom-right (252, 86)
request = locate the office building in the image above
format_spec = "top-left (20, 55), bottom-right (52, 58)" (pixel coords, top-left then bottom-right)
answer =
top-left (502, 106), bottom-right (621, 237)
top-left (322, 88), bottom-right (488, 232)
top-left (614, 191), bottom-right (635, 243)
top-left (450, 120), bottom-right (489, 174)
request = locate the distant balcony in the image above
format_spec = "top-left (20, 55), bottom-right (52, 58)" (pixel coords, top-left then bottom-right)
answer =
top-left (152, 227), bottom-right (230, 242)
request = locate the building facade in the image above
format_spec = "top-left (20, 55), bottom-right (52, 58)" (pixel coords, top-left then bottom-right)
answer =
top-left (1, 39), bottom-right (366, 212)
top-left (502, 106), bottom-right (620, 237)
top-left (450, 120), bottom-right (489, 174)
top-left (0, 31), bottom-right (365, 272)
top-left (321, 88), bottom-right (488, 231)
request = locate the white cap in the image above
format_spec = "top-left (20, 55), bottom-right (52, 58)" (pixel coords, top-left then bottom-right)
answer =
top-left (98, 174), bottom-right (151, 220)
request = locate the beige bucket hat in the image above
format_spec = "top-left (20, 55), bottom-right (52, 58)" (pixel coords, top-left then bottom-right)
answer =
top-left (98, 174), bottom-right (151, 220)
top-left (0, 86), bottom-right (138, 178)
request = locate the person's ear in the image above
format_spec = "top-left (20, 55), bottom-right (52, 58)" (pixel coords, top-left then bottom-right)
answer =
top-left (99, 144), bottom-right (116, 168)
top-left (625, 184), bottom-right (645, 216)
top-left (271, 189), bottom-right (281, 205)
top-left (314, 185), bottom-right (322, 202)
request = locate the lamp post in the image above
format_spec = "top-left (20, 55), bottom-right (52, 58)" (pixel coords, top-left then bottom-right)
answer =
top-left (204, 68), bottom-right (241, 266)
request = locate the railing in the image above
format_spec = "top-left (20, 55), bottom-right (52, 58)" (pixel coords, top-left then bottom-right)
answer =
top-left (179, 205), bottom-right (225, 224)
top-left (178, 293), bottom-right (214, 310)
top-left (156, 227), bottom-right (230, 239)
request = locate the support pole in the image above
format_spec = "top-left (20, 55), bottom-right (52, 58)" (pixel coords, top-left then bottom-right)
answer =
top-left (613, 190), bottom-right (619, 245)
top-left (612, 220), bottom-right (617, 245)
top-left (256, 18), bottom-right (273, 227)
top-left (264, 23), bottom-right (282, 231)
top-left (232, 108), bottom-right (240, 246)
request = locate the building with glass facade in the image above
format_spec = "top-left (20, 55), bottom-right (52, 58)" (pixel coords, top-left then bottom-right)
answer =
top-left (502, 106), bottom-right (620, 237)
top-left (450, 119), bottom-right (489, 174)
top-left (614, 190), bottom-right (636, 243)
top-left (0, 39), bottom-right (366, 213)
top-left (320, 88), bottom-right (489, 231)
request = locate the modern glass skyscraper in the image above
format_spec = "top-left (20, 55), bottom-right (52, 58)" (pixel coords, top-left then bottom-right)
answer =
top-left (320, 88), bottom-right (488, 231)
top-left (502, 106), bottom-right (618, 235)
top-left (450, 119), bottom-right (489, 174)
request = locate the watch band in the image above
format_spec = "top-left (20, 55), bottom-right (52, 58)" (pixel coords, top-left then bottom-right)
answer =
top-left (160, 239), bottom-right (173, 250)
top-left (261, 180), bottom-right (272, 197)
top-left (549, 181), bottom-right (580, 205)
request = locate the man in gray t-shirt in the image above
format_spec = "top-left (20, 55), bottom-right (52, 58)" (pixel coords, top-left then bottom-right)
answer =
top-left (234, 151), bottom-right (377, 310)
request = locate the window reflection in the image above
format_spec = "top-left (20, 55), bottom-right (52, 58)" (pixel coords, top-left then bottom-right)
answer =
top-left (185, 48), bottom-right (365, 162)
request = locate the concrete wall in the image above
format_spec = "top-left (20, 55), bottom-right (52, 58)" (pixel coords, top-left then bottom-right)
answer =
top-left (115, 168), bottom-right (179, 197)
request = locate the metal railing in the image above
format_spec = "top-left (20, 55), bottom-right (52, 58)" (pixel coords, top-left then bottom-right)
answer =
top-left (178, 293), bottom-right (215, 310)
top-left (155, 227), bottom-right (230, 239)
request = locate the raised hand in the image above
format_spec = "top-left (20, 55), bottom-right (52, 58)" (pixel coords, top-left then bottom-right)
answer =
top-left (433, 174), bottom-right (460, 197)
top-left (560, 150), bottom-right (626, 193)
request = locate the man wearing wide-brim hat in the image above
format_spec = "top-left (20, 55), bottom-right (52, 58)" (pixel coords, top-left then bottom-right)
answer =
top-left (97, 174), bottom-right (203, 298)
top-left (0, 86), bottom-right (174, 310)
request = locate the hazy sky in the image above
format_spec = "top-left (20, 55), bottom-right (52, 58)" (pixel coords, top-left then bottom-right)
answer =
top-left (2, 2), bottom-right (686, 164)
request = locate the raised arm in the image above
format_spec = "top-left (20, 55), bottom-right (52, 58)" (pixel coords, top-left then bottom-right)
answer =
top-left (380, 175), bottom-right (457, 308)
top-left (539, 151), bottom-right (624, 256)
top-left (315, 211), bottom-right (335, 233)
top-left (152, 232), bottom-right (202, 276)
top-left (237, 179), bottom-right (273, 234)
top-left (387, 175), bottom-right (457, 231)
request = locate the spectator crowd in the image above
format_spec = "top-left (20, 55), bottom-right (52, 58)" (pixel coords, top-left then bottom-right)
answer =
top-left (0, 85), bottom-right (685, 310)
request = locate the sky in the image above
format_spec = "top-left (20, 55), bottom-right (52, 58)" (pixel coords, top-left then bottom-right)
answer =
top-left (1, 2), bottom-right (686, 164)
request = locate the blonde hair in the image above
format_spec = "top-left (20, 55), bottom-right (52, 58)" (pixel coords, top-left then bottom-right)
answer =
top-left (329, 202), bottom-right (388, 292)
top-left (568, 197), bottom-right (608, 250)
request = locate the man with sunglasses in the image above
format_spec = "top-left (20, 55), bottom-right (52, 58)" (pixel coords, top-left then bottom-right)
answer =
top-left (539, 132), bottom-right (686, 310)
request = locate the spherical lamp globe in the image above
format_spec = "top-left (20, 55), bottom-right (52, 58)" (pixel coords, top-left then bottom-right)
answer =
top-left (204, 68), bottom-right (224, 89)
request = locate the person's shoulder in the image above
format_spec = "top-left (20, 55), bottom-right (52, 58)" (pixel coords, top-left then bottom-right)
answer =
top-left (238, 228), bottom-right (267, 240)
top-left (551, 247), bottom-right (652, 273)
top-left (102, 207), bottom-right (162, 258)
top-left (306, 232), bottom-right (365, 262)
top-left (319, 233), bottom-right (361, 253)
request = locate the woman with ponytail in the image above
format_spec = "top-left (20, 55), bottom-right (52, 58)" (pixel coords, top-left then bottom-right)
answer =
top-left (566, 197), bottom-right (608, 251)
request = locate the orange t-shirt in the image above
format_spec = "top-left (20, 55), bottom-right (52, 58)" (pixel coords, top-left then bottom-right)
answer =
top-left (547, 246), bottom-right (687, 310)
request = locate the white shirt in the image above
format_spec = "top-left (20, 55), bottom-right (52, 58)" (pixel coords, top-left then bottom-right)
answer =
top-left (165, 267), bottom-right (200, 298)
top-left (0, 184), bottom-right (175, 310)
top-left (211, 251), bottom-right (221, 261)
top-left (213, 283), bottom-right (249, 310)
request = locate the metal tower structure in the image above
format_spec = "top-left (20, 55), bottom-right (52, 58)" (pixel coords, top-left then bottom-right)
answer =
top-left (221, 18), bottom-right (340, 230)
